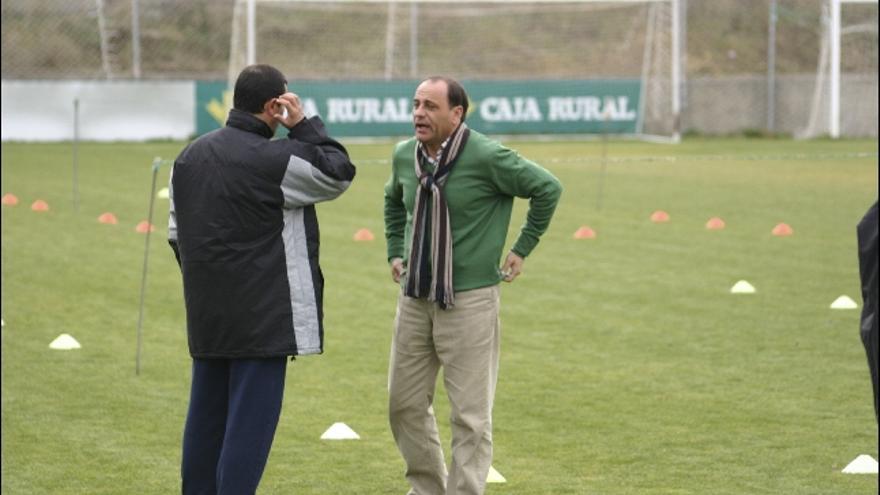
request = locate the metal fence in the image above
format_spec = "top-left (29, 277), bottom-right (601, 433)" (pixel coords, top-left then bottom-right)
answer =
top-left (1, 0), bottom-right (877, 136)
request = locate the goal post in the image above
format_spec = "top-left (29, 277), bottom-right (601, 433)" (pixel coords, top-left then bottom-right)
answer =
top-left (227, 0), bottom-right (683, 141)
top-left (830, 0), bottom-right (877, 138)
top-left (800, 0), bottom-right (878, 139)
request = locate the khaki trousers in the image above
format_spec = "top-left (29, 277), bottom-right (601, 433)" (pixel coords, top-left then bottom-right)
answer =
top-left (388, 285), bottom-right (501, 495)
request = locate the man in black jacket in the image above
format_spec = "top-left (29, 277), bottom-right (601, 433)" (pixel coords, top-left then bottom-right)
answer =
top-left (857, 201), bottom-right (878, 423)
top-left (168, 64), bottom-right (356, 494)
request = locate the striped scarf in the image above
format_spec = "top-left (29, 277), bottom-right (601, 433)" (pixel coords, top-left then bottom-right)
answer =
top-left (404, 122), bottom-right (470, 309)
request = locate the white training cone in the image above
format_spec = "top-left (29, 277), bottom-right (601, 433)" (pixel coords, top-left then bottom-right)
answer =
top-left (49, 333), bottom-right (81, 350)
top-left (842, 454), bottom-right (878, 474)
top-left (830, 295), bottom-right (858, 310)
top-left (730, 280), bottom-right (756, 294)
top-left (487, 465), bottom-right (507, 483)
top-left (157, 187), bottom-right (170, 199)
top-left (320, 422), bottom-right (360, 440)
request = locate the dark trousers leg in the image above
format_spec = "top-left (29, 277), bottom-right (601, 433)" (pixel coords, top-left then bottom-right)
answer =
top-left (182, 359), bottom-right (230, 495)
top-left (861, 321), bottom-right (879, 423)
top-left (216, 358), bottom-right (287, 494)
top-left (181, 358), bottom-right (287, 495)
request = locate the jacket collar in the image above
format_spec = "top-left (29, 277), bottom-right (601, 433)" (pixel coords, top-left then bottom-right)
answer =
top-left (226, 108), bottom-right (275, 139)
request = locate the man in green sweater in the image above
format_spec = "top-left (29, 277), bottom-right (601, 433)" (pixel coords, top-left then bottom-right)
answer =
top-left (384, 76), bottom-right (562, 495)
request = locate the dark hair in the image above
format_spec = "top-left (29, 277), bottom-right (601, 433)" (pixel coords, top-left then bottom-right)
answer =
top-left (233, 64), bottom-right (287, 114)
top-left (424, 76), bottom-right (469, 122)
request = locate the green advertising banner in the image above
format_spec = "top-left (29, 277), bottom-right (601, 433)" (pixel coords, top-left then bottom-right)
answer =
top-left (196, 79), bottom-right (641, 137)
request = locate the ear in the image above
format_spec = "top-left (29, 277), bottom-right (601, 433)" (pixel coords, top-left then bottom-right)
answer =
top-left (451, 105), bottom-right (464, 124)
top-left (262, 98), bottom-right (277, 116)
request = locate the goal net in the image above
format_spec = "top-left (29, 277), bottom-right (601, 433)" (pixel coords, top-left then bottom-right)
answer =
top-left (228, 0), bottom-right (682, 140)
top-left (798, 0), bottom-right (878, 139)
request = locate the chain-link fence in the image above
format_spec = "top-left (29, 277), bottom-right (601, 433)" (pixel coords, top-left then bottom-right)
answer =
top-left (681, 0), bottom-right (877, 136)
top-left (2, 0), bottom-right (877, 136)
top-left (1, 0), bottom-right (234, 80)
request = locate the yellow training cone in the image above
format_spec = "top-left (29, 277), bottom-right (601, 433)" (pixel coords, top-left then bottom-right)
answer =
top-left (730, 280), bottom-right (756, 294)
top-left (830, 295), bottom-right (858, 309)
top-left (487, 466), bottom-right (507, 483)
top-left (49, 334), bottom-right (81, 350)
top-left (320, 422), bottom-right (360, 440)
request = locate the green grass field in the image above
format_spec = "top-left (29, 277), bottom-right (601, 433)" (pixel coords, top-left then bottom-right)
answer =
top-left (1, 137), bottom-right (878, 494)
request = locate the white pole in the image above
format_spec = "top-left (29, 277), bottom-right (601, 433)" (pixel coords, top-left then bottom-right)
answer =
top-left (829, 0), bottom-right (841, 138)
top-left (131, 0), bottom-right (141, 78)
top-left (385, 1), bottom-right (398, 80)
top-left (247, 0), bottom-right (257, 65)
top-left (671, 0), bottom-right (681, 141)
top-left (73, 99), bottom-right (80, 213)
top-left (680, 0), bottom-right (687, 116)
top-left (636, 3), bottom-right (657, 134)
top-left (767, 0), bottom-right (777, 132)
top-left (95, 0), bottom-right (113, 79)
top-left (229, 0), bottom-right (244, 88)
top-left (410, 1), bottom-right (419, 78)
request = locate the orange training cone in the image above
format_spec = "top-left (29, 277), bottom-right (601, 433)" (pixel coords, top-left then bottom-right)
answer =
top-left (651, 210), bottom-right (670, 223)
top-left (353, 228), bottom-right (375, 241)
top-left (31, 200), bottom-right (50, 212)
top-left (135, 220), bottom-right (156, 233)
top-left (1, 193), bottom-right (19, 206)
top-left (573, 226), bottom-right (596, 239)
top-left (772, 223), bottom-right (793, 236)
top-left (705, 217), bottom-right (725, 230)
top-left (98, 212), bottom-right (118, 225)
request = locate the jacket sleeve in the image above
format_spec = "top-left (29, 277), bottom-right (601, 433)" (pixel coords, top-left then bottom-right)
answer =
top-left (167, 163), bottom-right (181, 268)
top-left (489, 145), bottom-right (563, 258)
top-left (384, 150), bottom-right (407, 262)
top-left (279, 116), bottom-right (356, 208)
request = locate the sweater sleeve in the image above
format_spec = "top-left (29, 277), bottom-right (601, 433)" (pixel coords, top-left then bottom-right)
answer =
top-left (490, 145), bottom-right (563, 258)
top-left (384, 148), bottom-right (407, 262)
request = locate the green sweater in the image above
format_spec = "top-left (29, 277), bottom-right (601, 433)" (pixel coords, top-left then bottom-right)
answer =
top-left (384, 130), bottom-right (563, 291)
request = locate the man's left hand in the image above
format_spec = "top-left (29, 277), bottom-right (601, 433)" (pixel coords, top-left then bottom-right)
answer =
top-left (500, 252), bottom-right (524, 282)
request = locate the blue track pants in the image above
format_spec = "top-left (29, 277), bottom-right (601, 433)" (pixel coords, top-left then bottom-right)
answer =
top-left (181, 357), bottom-right (287, 495)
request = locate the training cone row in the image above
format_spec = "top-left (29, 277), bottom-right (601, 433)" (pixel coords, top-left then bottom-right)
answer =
top-left (1, 195), bottom-right (51, 211)
top-left (729, 280), bottom-right (858, 308)
top-left (97, 213), bottom-right (155, 232)
top-left (2, 193), bottom-right (158, 234)
top-left (570, 215), bottom-right (794, 236)
top-left (317, 423), bottom-right (507, 482)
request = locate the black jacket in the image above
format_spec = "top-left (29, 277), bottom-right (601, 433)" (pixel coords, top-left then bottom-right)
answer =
top-left (168, 110), bottom-right (355, 358)
top-left (858, 202), bottom-right (878, 338)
